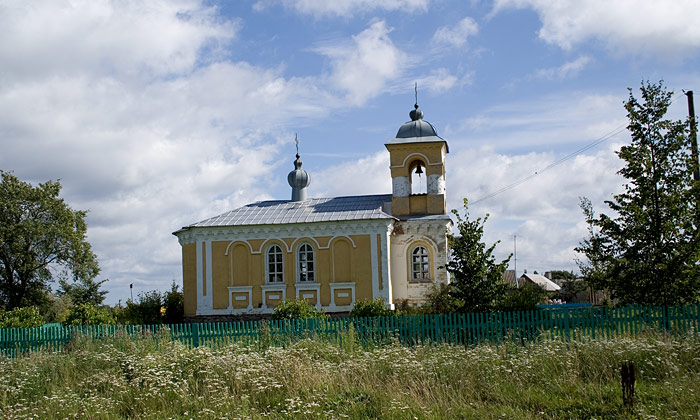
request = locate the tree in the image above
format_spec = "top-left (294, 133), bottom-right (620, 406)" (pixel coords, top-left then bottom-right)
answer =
top-left (163, 282), bottom-right (184, 324)
top-left (0, 171), bottom-right (99, 309)
top-left (576, 82), bottom-right (700, 305)
top-left (58, 276), bottom-right (108, 306)
top-left (63, 303), bottom-right (115, 326)
top-left (0, 306), bottom-right (44, 328)
top-left (443, 199), bottom-right (512, 313)
top-left (119, 291), bottom-right (164, 325)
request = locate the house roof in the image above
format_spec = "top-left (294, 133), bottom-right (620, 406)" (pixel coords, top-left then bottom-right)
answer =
top-left (520, 273), bottom-right (561, 292)
top-left (181, 194), bottom-right (395, 229)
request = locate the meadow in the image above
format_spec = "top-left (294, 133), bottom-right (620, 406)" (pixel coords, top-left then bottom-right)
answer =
top-left (1, 328), bottom-right (698, 420)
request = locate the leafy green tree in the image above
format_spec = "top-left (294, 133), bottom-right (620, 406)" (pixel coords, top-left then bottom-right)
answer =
top-left (548, 270), bottom-right (577, 282)
top-left (443, 199), bottom-right (512, 313)
top-left (58, 276), bottom-right (108, 306)
top-left (350, 298), bottom-right (392, 318)
top-left (0, 306), bottom-right (44, 328)
top-left (163, 282), bottom-right (184, 324)
top-left (577, 82), bottom-right (700, 305)
top-left (63, 303), bottom-right (115, 326)
top-left (119, 291), bottom-right (164, 325)
top-left (0, 171), bottom-right (99, 309)
top-left (498, 283), bottom-right (545, 312)
top-left (271, 299), bottom-right (327, 320)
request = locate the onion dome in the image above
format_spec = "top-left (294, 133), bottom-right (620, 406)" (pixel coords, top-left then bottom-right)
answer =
top-left (288, 154), bottom-right (310, 201)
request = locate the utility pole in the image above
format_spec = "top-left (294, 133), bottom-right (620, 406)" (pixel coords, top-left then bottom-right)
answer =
top-left (686, 91), bottom-right (699, 182)
top-left (513, 234), bottom-right (518, 288)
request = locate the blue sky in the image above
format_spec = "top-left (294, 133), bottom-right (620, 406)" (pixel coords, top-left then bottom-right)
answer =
top-left (1, 0), bottom-right (699, 304)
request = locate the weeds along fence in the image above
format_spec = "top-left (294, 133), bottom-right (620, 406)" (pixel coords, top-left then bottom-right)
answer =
top-left (1, 305), bottom-right (699, 357)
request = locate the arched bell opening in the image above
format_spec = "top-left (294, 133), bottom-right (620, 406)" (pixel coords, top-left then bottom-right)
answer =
top-left (409, 159), bottom-right (427, 195)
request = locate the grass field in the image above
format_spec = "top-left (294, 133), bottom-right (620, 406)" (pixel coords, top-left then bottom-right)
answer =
top-left (1, 329), bottom-right (698, 419)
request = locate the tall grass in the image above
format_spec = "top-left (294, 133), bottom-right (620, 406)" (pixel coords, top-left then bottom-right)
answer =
top-left (1, 329), bottom-right (698, 419)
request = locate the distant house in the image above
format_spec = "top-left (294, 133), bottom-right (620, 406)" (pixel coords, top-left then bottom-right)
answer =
top-left (502, 269), bottom-right (517, 287)
top-left (518, 273), bottom-right (561, 292)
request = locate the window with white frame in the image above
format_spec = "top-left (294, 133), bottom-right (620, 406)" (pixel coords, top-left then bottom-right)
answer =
top-left (411, 246), bottom-right (430, 281)
top-left (266, 245), bottom-right (284, 283)
top-left (297, 243), bottom-right (315, 282)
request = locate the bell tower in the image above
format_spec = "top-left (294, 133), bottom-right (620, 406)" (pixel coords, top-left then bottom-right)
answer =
top-left (385, 102), bottom-right (448, 216)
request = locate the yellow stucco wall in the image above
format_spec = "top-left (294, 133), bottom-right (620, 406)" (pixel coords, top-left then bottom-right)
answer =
top-left (185, 234), bottom-right (376, 312)
top-left (182, 243), bottom-right (197, 316)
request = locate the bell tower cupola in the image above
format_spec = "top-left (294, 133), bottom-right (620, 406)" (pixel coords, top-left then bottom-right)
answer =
top-left (385, 97), bottom-right (448, 216)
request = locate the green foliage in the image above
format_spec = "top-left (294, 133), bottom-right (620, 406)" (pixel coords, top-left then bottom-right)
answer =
top-left (548, 270), bottom-right (578, 281)
top-left (118, 291), bottom-right (164, 325)
top-left (0, 171), bottom-right (100, 309)
top-left (577, 82), bottom-right (700, 305)
top-left (443, 199), bottom-right (512, 313)
top-left (0, 305), bottom-right (44, 328)
top-left (421, 283), bottom-right (459, 314)
top-left (271, 298), bottom-right (327, 320)
top-left (350, 298), bottom-right (392, 317)
top-left (40, 292), bottom-right (72, 323)
top-left (498, 283), bottom-right (545, 312)
top-left (163, 282), bottom-right (184, 324)
top-left (557, 279), bottom-right (590, 303)
top-left (58, 276), bottom-right (108, 306)
top-left (63, 303), bottom-right (115, 326)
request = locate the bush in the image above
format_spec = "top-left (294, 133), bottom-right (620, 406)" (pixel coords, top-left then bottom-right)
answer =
top-left (421, 283), bottom-right (459, 314)
top-left (0, 306), bottom-right (44, 328)
top-left (164, 283), bottom-right (184, 324)
top-left (118, 290), bottom-right (163, 325)
top-left (63, 303), bottom-right (115, 326)
top-left (271, 299), bottom-right (327, 320)
top-left (497, 283), bottom-right (545, 312)
top-left (350, 298), bottom-right (392, 317)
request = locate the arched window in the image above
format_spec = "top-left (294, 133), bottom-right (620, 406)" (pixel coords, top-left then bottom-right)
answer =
top-left (411, 246), bottom-right (430, 281)
top-left (266, 245), bottom-right (284, 283)
top-left (297, 243), bottom-right (315, 282)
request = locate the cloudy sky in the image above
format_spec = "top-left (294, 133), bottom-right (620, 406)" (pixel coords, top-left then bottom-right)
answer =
top-left (2, 0), bottom-right (699, 304)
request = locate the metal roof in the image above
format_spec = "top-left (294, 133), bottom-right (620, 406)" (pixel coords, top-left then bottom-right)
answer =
top-left (520, 273), bottom-right (562, 292)
top-left (185, 194), bottom-right (395, 228)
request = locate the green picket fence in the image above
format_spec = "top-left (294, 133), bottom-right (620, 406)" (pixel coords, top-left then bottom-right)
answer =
top-left (1, 305), bottom-right (698, 357)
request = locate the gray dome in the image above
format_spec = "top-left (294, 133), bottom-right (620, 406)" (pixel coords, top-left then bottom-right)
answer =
top-left (395, 104), bottom-right (439, 138)
top-left (288, 156), bottom-right (310, 188)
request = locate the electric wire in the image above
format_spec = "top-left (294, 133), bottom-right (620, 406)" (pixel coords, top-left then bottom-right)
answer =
top-left (470, 92), bottom-right (687, 206)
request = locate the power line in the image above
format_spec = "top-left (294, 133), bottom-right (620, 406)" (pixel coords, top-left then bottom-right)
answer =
top-left (470, 93), bottom-right (686, 206)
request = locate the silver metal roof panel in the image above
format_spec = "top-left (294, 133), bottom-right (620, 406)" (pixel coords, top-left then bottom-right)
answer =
top-left (185, 194), bottom-right (395, 228)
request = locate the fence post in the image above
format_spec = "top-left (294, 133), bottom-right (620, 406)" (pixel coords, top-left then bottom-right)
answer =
top-left (192, 323), bottom-right (200, 348)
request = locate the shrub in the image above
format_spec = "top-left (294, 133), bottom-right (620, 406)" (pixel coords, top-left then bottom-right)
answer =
top-left (497, 283), bottom-right (545, 312)
top-left (0, 306), bottom-right (44, 328)
top-left (350, 298), bottom-right (392, 317)
top-left (118, 290), bottom-right (163, 325)
top-left (164, 282), bottom-right (184, 324)
top-left (421, 283), bottom-right (460, 314)
top-left (271, 299), bottom-right (327, 320)
top-left (63, 303), bottom-right (115, 326)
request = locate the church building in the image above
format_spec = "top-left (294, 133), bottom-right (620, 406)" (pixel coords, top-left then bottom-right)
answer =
top-left (173, 102), bottom-right (452, 317)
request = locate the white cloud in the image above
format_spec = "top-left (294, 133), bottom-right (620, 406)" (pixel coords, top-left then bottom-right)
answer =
top-left (253, 0), bottom-right (429, 18)
top-left (492, 0), bottom-right (700, 56)
top-left (535, 55), bottom-right (592, 80)
top-left (0, 0), bottom-right (237, 83)
top-left (312, 151), bottom-right (391, 197)
top-left (415, 68), bottom-right (473, 93)
top-left (315, 20), bottom-right (407, 105)
top-left (432, 17), bottom-right (479, 48)
top-left (0, 1), bottom-right (345, 301)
